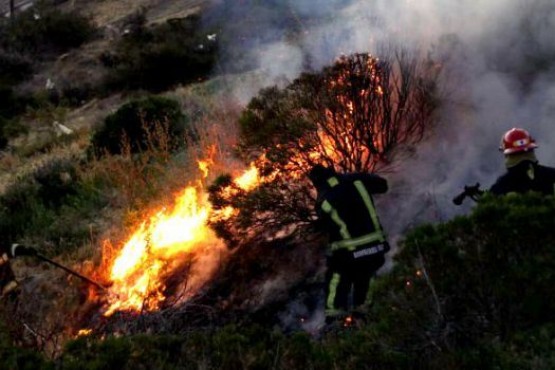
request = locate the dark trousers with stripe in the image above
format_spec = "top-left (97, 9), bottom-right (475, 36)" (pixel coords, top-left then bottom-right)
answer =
top-left (325, 246), bottom-right (385, 315)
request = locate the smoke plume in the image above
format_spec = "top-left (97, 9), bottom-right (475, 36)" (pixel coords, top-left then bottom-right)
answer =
top-left (203, 0), bottom-right (555, 329)
top-left (205, 0), bottom-right (555, 237)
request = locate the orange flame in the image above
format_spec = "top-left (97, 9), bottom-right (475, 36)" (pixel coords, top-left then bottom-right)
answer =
top-left (99, 54), bottom-right (385, 317)
top-left (101, 159), bottom-right (265, 317)
top-left (103, 186), bottom-right (215, 316)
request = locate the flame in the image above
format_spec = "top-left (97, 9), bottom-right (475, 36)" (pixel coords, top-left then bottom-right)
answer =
top-left (103, 186), bottom-right (214, 316)
top-left (198, 145), bottom-right (217, 178)
top-left (101, 157), bottom-right (266, 317)
top-left (77, 329), bottom-right (92, 336)
top-left (99, 53), bottom-right (389, 318)
top-left (234, 164), bottom-right (260, 191)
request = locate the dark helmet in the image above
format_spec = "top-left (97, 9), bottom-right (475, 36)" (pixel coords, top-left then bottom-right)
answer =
top-left (308, 164), bottom-right (336, 187)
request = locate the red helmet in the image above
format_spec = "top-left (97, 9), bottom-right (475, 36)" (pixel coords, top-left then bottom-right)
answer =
top-left (499, 128), bottom-right (538, 154)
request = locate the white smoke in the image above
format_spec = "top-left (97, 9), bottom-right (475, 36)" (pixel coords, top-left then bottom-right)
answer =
top-left (205, 0), bottom-right (555, 329)
top-left (208, 0), bottom-right (555, 231)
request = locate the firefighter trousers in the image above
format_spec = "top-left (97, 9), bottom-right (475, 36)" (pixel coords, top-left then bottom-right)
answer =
top-left (325, 246), bottom-right (385, 316)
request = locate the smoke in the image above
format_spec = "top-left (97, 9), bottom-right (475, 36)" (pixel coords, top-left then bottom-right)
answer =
top-left (205, 0), bottom-right (555, 232)
top-left (203, 0), bottom-right (555, 329)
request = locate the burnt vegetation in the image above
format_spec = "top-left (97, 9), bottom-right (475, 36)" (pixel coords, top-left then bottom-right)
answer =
top-left (209, 51), bottom-right (441, 248)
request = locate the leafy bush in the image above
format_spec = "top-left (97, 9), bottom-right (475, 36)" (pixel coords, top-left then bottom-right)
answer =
top-left (0, 6), bottom-right (96, 57)
top-left (368, 193), bottom-right (555, 367)
top-left (0, 49), bottom-right (33, 85)
top-left (0, 323), bottom-right (52, 370)
top-left (0, 83), bottom-right (35, 149)
top-left (0, 157), bottom-right (108, 252)
top-left (103, 14), bottom-right (217, 92)
top-left (0, 176), bottom-right (45, 243)
top-left (90, 96), bottom-right (193, 156)
top-left (33, 158), bottom-right (79, 207)
top-left (57, 325), bottom-right (405, 370)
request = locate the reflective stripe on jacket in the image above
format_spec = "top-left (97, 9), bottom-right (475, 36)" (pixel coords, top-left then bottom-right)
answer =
top-left (319, 175), bottom-right (386, 251)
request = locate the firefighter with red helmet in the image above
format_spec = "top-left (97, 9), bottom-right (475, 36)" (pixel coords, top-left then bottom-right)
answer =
top-left (490, 128), bottom-right (555, 195)
top-left (308, 164), bottom-right (389, 322)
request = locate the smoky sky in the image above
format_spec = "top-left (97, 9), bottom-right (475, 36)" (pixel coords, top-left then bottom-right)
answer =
top-left (204, 0), bottom-right (555, 239)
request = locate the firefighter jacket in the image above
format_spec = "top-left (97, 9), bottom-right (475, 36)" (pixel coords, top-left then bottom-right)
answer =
top-left (314, 172), bottom-right (388, 252)
top-left (490, 160), bottom-right (555, 196)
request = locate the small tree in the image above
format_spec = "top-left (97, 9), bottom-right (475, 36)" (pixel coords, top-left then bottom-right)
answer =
top-left (209, 51), bottom-right (441, 247)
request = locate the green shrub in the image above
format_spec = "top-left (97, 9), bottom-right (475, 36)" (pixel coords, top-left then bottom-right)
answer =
top-left (103, 14), bottom-right (217, 92)
top-left (0, 84), bottom-right (28, 119)
top-left (0, 49), bottom-right (33, 85)
top-left (0, 157), bottom-right (109, 252)
top-left (0, 7), bottom-right (96, 57)
top-left (33, 158), bottom-right (79, 208)
top-left (0, 322), bottom-right (53, 370)
top-left (0, 176), bottom-right (48, 243)
top-left (369, 192), bottom-right (555, 367)
top-left (6, 193), bottom-right (555, 369)
top-left (90, 96), bottom-right (193, 156)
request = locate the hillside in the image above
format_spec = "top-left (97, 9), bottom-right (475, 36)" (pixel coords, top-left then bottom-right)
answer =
top-left (1, 0), bottom-right (555, 369)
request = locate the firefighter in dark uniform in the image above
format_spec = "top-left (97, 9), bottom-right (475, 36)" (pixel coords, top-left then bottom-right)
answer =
top-left (490, 128), bottom-right (555, 196)
top-left (0, 248), bottom-right (18, 300)
top-left (0, 244), bottom-right (37, 343)
top-left (0, 244), bottom-right (37, 300)
top-left (308, 164), bottom-right (389, 321)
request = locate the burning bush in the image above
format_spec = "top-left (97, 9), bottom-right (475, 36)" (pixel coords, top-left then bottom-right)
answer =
top-left (209, 51), bottom-right (441, 247)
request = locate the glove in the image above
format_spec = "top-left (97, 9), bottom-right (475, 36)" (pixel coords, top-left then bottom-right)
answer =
top-left (10, 244), bottom-right (38, 258)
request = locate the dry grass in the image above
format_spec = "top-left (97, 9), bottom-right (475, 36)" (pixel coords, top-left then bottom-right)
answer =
top-left (0, 129), bottom-right (86, 193)
top-left (0, 0), bottom-right (241, 353)
top-left (64, 0), bottom-right (207, 28)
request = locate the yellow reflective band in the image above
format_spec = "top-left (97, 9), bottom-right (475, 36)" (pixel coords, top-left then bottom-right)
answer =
top-left (327, 176), bottom-right (339, 187)
top-left (527, 164), bottom-right (535, 180)
top-left (354, 180), bottom-right (385, 235)
top-left (330, 231), bottom-right (385, 251)
top-left (322, 200), bottom-right (351, 240)
top-left (327, 273), bottom-right (341, 310)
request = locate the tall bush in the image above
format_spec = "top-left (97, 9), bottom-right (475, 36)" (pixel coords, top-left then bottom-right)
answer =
top-left (90, 96), bottom-right (193, 157)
